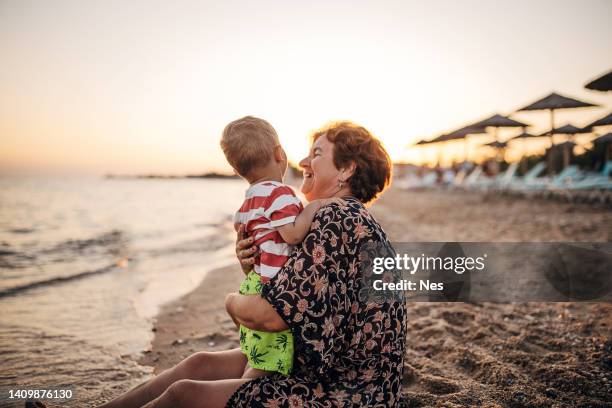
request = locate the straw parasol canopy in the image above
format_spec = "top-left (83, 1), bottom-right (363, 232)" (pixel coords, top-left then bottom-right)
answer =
top-left (443, 125), bottom-right (487, 139)
top-left (482, 140), bottom-right (508, 162)
top-left (593, 133), bottom-right (612, 144)
top-left (585, 70), bottom-right (612, 92)
top-left (440, 124), bottom-right (487, 163)
top-left (412, 134), bottom-right (460, 165)
top-left (509, 131), bottom-right (540, 140)
top-left (592, 133), bottom-right (612, 162)
top-left (414, 134), bottom-right (452, 145)
top-left (587, 112), bottom-right (612, 128)
top-left (538, 124), bottom-right (591, 136)
top-left (509, 130), bottom-right (544, 169)
top-left (517, 92), bottom-right (599, 146)
top-left (518, 92), bottom-right (597, 111)
top-left (484, 141), bottom-right (508, 148)
top-left (539, 125), bottom-right (591, 165)
top-left (414, 138), bottom-right (436, 145)
top-left (469, 114), bottom-right (528, 141)
top-left (548, 141), bottom-right (577, 168)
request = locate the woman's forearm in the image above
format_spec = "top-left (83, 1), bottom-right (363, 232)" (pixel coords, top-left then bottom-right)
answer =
top-left (225, 293), bottom-right (288, 332)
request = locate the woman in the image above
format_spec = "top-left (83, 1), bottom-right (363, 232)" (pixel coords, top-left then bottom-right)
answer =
top-left (100, 121), bottom-right (406, 408)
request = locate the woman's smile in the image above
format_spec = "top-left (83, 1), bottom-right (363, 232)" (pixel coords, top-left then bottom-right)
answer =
top-left (299, 134), bottom-right (340, 202)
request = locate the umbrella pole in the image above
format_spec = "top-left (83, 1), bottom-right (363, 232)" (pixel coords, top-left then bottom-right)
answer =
top-left (521, 140), bottom-right (527, 173)
top-left (549, 109), bottom-right (555, 147)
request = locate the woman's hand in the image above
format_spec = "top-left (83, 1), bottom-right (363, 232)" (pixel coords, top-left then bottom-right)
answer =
top-left (235, 225), bottom-right (257, 275)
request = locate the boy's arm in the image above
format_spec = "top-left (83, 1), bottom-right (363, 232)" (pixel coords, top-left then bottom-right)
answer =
top-left (277, 198), bottom-right (343, 244)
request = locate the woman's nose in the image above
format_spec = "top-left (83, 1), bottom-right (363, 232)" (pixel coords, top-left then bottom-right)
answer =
top-left (299, 156), bottom-right (310, 169)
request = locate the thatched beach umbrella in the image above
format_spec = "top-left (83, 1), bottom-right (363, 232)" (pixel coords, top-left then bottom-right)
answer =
top-left (585, 70), bottom-right (612, 92)
top-left (412, 134), bottom-right (459, 165)
top-left (593, 133), bottom-right (612, 144)
top-left (469, 114), bottom-right (528, 142)
top-left (484, 141), bottom-right (508, 148)
top-left (539, 124), bottom-right (591, 168)
top-left (546, 141), bottom-right (578, 170)
top-left (509, 130), bottom-right (542, 171)
top-left (593, 133), bottom-right (612, 162)
top-left (516, 92), bottom-right (598, 146)
top-left (414, 138), bottom-right (437, 145)
top-left (510, 130), bottom-right (541, 141)
top-left (540, 124), bottom-right (592, 142)
top-left (482, 140), bottom-right (508, 161)
top-left (587, 112), bottom-right (612, 128)
top-left (442, 124), bottom-right (487, 162)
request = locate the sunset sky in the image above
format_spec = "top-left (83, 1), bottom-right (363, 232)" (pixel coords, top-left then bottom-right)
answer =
top-left (1, 0), bottom-right (611, 175)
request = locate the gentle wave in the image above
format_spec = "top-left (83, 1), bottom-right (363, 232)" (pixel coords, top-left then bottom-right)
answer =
top-left (0, 264), bottom-right (117, 298)
top-left (0, 230), bottom-right (127, 270)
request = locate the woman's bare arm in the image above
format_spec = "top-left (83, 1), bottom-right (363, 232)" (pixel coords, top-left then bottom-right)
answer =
top-left (225, 293), bottom-right (288, 332)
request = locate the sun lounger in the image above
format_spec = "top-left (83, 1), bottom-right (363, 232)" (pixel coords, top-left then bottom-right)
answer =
top-left (511, 163), bottom-right (582, 191)
top-left (462, 166), bottom-right (483, 187)
top-left (396, 171), bottom-right (438, 189)
top-left (555, 160), bottom-right (612, 191)
top-left (507, 162), bottom-right (547, 191)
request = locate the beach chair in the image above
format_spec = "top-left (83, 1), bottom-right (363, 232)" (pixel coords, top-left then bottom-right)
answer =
top-left (507, 162), bottom-right (547, 191)
top-left (559, 161), bottom-right (612, 192)
top-left (470, 162), bottom-right (519, 192)
top-left (452, 169), bottom-right (467, 187)
top-left (462, 166), bottom-right (483, 188)
top-left (493, 162), bottom-right (519, 190)
top-left (547, 165), bottom-right (587, 189)
top-left (512, 163), bottom-right (583, 191)
top-left (396, 171), bottom-right (437, 189)
top-left (545, 161), bottom-right (612, 204)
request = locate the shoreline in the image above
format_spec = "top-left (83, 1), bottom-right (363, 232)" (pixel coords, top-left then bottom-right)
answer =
top-left (138, 262), bottom-right (242, 371)
top-left (138, 186), bottom-right (611, 405)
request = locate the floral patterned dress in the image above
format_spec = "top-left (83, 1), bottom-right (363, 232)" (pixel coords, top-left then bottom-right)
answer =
top-left (227, 197), bottom-right (406, 407)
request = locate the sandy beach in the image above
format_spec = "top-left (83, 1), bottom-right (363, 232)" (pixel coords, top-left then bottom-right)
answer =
top-left (139, 187), bottom-right (611, 407)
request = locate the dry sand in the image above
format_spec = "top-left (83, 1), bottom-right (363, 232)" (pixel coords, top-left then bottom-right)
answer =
top-left (139, 187), bottom-right (612, 407)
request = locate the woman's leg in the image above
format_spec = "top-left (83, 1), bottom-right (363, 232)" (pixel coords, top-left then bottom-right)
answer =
top-left (140, 378), bottom-right (250, 408)
top-left (99, 348), bottom-right (247, 408)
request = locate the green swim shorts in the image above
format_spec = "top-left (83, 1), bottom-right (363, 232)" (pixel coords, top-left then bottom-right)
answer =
top-left (238, 271), bottom-right (294, 375)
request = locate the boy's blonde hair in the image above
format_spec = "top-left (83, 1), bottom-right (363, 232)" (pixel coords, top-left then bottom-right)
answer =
top-left (220, 116), bottom-right (279, 177)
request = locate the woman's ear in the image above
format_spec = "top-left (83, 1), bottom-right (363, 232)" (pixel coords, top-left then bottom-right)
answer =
top-left (340, 161), bottom-right (356, 181)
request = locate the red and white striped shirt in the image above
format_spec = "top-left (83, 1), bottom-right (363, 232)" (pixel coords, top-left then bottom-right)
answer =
top-left (234, 181), bottom-right (303, 282)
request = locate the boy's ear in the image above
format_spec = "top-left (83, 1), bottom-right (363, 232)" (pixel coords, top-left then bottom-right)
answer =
top-left (273, 145), bottom-right (285, 162)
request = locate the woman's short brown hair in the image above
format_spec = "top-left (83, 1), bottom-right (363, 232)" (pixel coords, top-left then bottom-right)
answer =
top-left (313, 122), bottom-right (392, 204)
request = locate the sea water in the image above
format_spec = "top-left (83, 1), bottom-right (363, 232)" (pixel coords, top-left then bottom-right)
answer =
top-left (0, 177), bottom-right (246, 406)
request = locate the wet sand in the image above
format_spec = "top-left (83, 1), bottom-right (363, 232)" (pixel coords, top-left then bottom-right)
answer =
top-left (139, 187), bottom-right (612, 407)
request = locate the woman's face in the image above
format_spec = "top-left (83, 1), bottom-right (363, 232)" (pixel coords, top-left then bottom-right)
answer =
top-left (299, 134), bottom-right (343, 201)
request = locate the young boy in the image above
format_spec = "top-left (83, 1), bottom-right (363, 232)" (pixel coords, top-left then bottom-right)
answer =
top-left (220, 116), bottom-right (340, 379)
